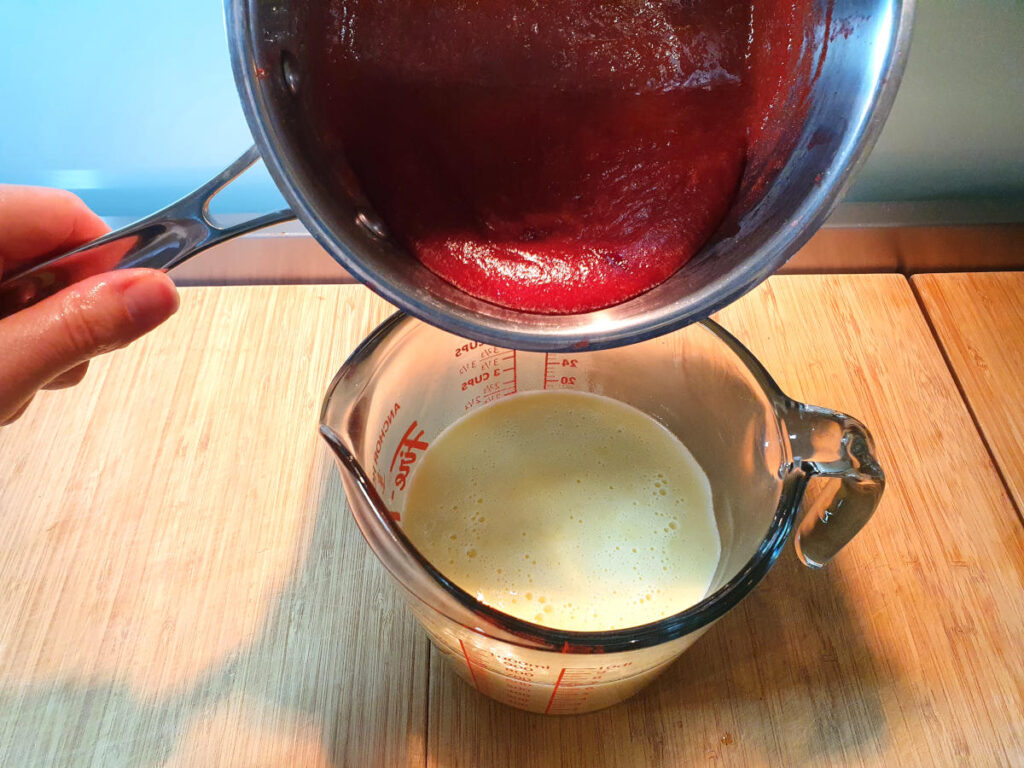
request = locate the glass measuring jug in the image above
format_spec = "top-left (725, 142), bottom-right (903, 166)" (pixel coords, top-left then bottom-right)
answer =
top-left (320, 314), bottom-right (884, 714)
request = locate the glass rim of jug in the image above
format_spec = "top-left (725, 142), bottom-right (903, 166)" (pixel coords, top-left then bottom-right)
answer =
top-left (321, 312), bottom-right (883, 654)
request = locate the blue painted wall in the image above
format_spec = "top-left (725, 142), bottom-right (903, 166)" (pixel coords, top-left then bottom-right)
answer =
top-left (2, 1), bottom-right (1022, 218)
top-left (0, 0), bottom-right (282, 217)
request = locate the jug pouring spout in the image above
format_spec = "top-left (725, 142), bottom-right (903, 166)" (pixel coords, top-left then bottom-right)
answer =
top-left (317, 312), bottom-right (888, 713)
top-left (319, 423), bottom-right (395, 531)
top-left (319, 421), bottom-right (546, 650)
top-left (319, 424), bottom-right (365, 492)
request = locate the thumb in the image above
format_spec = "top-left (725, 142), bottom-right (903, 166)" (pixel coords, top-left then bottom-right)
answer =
top-left (0, 269), bottom-right (178, 418)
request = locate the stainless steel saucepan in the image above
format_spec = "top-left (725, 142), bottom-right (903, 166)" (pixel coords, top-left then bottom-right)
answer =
top-left (0, 0), bottom-right (913, 352)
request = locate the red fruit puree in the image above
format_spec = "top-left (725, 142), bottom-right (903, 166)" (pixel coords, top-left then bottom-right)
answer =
top-left (305, 0), bottom-right (798, 313)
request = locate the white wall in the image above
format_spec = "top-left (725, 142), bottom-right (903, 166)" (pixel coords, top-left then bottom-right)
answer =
top-left (849, 1), bottom-right (1024, 202)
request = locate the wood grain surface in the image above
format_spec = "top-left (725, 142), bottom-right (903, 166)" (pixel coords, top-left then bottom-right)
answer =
top-left (428, 275), bottom-right (1024, 768)
top-left (913, 272), bottom-right (1024, 516)
top-left (780, 225), bottom-right (1024, 275)
top-left (0, 286), bottom-right (425, 768)
top-left (1, 277), bottom-right (1022, 767)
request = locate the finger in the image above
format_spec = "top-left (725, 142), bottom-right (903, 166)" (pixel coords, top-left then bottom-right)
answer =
top-left (0, 186), bottom-right (109, 274)
top-left (0, 396), bottom-right (34, 427)
top-left (0, 269), bottom-right (178, 421)
top-left (42, 361), bottom-right (90, 390)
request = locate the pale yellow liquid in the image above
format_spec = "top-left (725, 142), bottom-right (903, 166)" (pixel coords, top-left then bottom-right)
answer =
top-left (402, 391), bottom-right (721, 631)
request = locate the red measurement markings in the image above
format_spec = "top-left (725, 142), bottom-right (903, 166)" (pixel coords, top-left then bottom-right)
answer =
top-left (457, 359), bottom-right (475, 376)
top-left (478, 345), bottom-right (507, 360)
top-left (371, 402), bottom-right (403, 490)
top-left (461, 370), bottom-right (491, 391)
top-left (481, 653), bottom-right (547, 710)
top-left (463, 350), bottom-right (517, 411)
top-left (388, 421), bottom-right (428, 500)
top-left (371, 466), bottom-right (386, 493)
top-left (459, 639), bottom-right (482, 693)
top-left (545, 662), bottom-right (634, 715)
top-left (453, 340), bottom-right (483, 358)
top-left (543, 354), bottom-right (579, 390)
top-left (544, 668), bottom-right (568, 714)
top-left (506, 683), bottom-right (533, 709)
top-left (499, 350), bottom-right (517, 396)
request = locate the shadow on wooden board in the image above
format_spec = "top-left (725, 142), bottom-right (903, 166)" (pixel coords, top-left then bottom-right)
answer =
top-left (0, 450), bottom-right (427, 768)
top-left (427, 517), bottom-right (890, 768)
top-left (0, 437), bottom-right (886, 768)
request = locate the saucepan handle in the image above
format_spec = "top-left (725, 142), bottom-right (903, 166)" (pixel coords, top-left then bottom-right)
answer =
top-left (0, 146), bottom-right (295, 309)
top-left (786, 403), bottom-right (886, 568)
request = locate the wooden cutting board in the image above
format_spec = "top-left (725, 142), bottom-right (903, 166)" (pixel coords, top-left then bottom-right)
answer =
top-left (913, 272), bottom-right (1024, 516)
top-left (0, 276), bottom-right (1021, 767)
top-left (429, 274), bottom-right (1024, 767)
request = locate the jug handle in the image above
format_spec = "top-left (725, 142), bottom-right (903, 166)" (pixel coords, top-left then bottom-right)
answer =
top-left (0, 147), bottom-right (295, 309)
top-left (786, 403), bottom-right (885, 568)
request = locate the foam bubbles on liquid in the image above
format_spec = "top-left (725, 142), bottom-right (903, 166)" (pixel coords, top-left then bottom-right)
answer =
top-left (401, 390), bottom-right (720, 631)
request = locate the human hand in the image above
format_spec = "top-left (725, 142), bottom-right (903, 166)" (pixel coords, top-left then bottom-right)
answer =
top-left (0, 186), bottom-right (179, 424)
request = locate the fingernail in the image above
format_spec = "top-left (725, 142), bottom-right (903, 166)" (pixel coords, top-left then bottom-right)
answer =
top-left (121, 273), bottom-right (180, 333)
